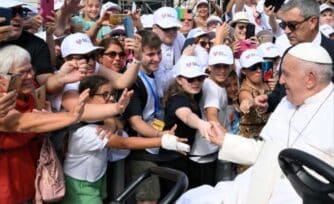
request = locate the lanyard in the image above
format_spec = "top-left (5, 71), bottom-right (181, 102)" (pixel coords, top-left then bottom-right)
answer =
top-left (139, 71), bottom-right (160, 115)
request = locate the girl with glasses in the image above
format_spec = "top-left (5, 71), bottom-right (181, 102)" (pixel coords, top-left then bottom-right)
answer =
top-left (61, 75), bottom-right (189, 204)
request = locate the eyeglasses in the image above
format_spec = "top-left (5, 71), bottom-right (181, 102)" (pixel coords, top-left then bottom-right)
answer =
top-left (103, 51), bottom-right (126, 59)
top-left (184, 76), bottom-right (206, 83)
top-left (67, 53), bottom-right (98, 61)
top-left (199, 41), bottom-right (213, 48)
top-left (278, 16), bottom-right (312, 31)
top-left (93, 91), bottom-right (115, 101)
top-left (247, 63), bottom-right (262, 72)
top-left (237, 25), bottom-right (247, 30)
top-left (11, 7), bottom-right (28, 17)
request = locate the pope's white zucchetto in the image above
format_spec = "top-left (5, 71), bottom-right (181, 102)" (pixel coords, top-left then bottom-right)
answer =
top-left (288, 43), bottom-right (332, 64)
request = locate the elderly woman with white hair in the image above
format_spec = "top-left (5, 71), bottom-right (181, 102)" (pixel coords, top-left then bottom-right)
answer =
top-left (0, 45), bottom-right (88, 204)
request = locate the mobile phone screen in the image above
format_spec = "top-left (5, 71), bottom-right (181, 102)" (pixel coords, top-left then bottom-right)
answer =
top-left (123, 16), bottom-right (134, 38)
top-left (262, 61), bottom-right (273, 81)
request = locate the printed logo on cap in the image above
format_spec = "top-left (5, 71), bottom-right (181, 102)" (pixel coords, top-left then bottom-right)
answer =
top-left (185, 61), bottom-right (198, 68)
top-left (212, 51), bottom-right (228, 57)
top-left (245, 52), bottom-right (257, 59)
top-left (75, 38), bottom-right (90, 45)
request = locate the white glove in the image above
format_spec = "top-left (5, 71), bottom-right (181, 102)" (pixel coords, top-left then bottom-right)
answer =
top-left (161, 134), bottom-right (190, 152)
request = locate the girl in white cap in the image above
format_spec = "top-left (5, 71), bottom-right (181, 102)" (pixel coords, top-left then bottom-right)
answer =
top-left (161, 55), bottom-right (212, 190)
top-left (238, 49), bottom-right (271, 142)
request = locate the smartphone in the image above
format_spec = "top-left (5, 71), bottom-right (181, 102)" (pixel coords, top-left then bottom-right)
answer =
top-left (109, 14), bottom-right (126, 25)
top-left (262, 61), bottom-right (274, 81)
top-left (0, 7), bottom-right (12, 26)
top-left (123, 15), bottom-right (134, 38)
top-left (40, 0), bottom-right (54, 22)
top-left (264, 0), bottom-right (285, 13)
top-left (0, 74), bottom-right (22, 92)
top-left (35, 85), bottom-right (46, 110)
top-left (246, 23), bottom-right (255, 39)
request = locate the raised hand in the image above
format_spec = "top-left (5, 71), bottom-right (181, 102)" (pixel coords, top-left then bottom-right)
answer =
top-left (71, 88), bottom-right (89, 123)
top-left (58, 60), bottom-right (88, 84)
top-left (254, 94), bottom-right (269, 113)
top-left (0, 91), bottom-right (17, 118)
top-left (124, 34), bottom-right (142, 60)
top-left (116, 88), bottom-right (134, 114)
top-left (0, 18), bottom-right (12, 42)
top-left (239, 98), bottom-right (253, 114)
top-left (161, 134), bottom-right (190, 154)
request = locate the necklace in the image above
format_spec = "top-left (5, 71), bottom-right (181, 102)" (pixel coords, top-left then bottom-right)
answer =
top-left (287, 87), bottom-right (334, 148)
top-left (280, 87), bottom-right (334, 179)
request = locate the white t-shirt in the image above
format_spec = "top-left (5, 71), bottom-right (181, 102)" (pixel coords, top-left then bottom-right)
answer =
top-left (189, 78), bottom-right (229, 163)
top-left (64, 124), bottom-right (109, 182)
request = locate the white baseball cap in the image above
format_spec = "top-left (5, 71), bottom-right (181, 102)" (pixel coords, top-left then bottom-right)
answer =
top-left (209, 45), bottom-right (234, 65)
top-left (153, 7), bottom-right (181, 29)
top-left (196, 0), bottom-right (209, 8)
top-left (240, 49), bottom-right (264, 68)
top-left (100, 2), bottom-right (121, 16)
top-left (2, 0), bottom-right (25, 8)
top-left (206, 16), bottom-right (223, 26)
top-left (174, 56), bottom-right (208, 78)
top-left (320, 3), bottom-right (333, 13)
top-left (320, 24), bottom-right (334, 38)
top-left (288, 43), bottom-right (332, 64)
top-left (257, 42), bottom-right (280, 59)
top-left (61, 33), bottom-right (103, 58)
top-left (187, 28), bottom-right (208, 39)
top-left (141, 14), bottom-right (154, 29)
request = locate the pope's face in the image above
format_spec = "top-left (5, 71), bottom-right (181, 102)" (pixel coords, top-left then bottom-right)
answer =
top-left (279, 54), bottom-right (309, 106)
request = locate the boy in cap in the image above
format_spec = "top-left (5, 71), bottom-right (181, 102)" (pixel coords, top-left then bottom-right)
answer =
top-left (152, 7), bottom-right (185, 93)
top-left (190, 44), bottom-right (236, 183)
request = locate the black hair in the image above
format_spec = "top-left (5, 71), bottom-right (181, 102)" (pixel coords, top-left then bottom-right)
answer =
top-left (78, 75), bottom-right (110, 97)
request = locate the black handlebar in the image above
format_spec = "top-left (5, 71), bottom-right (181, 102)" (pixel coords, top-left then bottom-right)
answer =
top-left (278, 148), bottom-right (334, 204)
top-left (111, 166), bottom-right (189, 204)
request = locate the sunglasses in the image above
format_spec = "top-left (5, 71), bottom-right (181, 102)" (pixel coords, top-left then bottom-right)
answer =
top-left (247, 63), bottom-right (262, 72)
top-left (237, 25), bottom-right (247, 30)
top-left (180, 18), bottom-right (192, 22)
top-left (158, 26), bottom-right (178, 33)
top-left (104, 51), bottom-right (126, 59)
top-left (199, 41), bottom-right (213, 48)
top-left (11, 7), bottom-right (29, 17)
top-left (278, 16), bottom-right (311, 31)
top-left (93, 91), bottom-right (115, 101)
top-left (67, 53), bottom-right (98, 61)
top-left (184, 75), bottom-right (206, 83)
top-left (213, 64), bottom-right (230, 69)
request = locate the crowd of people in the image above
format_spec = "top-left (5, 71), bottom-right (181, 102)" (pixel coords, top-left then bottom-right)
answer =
top-left (0, 0), bottom-right (333, 204)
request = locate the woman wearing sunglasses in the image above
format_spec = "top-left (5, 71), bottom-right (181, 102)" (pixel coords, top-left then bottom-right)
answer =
top-left (161, 56), bottom-right (212, 189)
top-left (98, 38), bottom-right (127, 73)
top-left (238, 49), bottom-right (271, 138)
top-left (237, 49), bottom-right (272, 173)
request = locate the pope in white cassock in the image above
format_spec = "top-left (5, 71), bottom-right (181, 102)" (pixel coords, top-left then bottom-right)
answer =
top-left (177, 43), bottom-right (334, 204)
